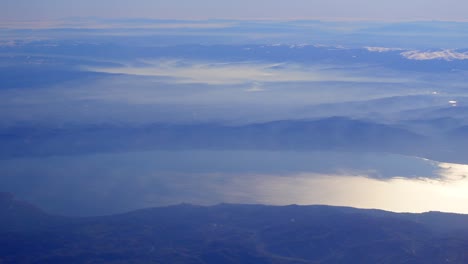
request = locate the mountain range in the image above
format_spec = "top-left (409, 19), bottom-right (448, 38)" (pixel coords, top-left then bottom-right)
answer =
top-left (0, 117), bottom-right (426, 159)
top-left (2, 193), bottom-right (468, 263)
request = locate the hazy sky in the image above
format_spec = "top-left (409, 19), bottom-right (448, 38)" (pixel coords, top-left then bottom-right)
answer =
top-left (2, 0), bottom-right (468, 21)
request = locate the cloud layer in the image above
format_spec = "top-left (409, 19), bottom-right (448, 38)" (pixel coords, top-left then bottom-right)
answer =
top-left (401, 50), bottom-right (468, 61)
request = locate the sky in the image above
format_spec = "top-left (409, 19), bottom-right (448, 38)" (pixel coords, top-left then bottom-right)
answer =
top-left (2, 0), bottom-right (468, 22)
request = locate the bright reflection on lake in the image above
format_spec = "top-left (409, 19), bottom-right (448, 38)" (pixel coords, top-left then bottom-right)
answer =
top-left (226, 161), bottom-right (468, 214)
top-left (1, 150), bottom-right (468, 216)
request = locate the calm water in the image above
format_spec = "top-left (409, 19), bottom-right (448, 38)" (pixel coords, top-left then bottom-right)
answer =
top-left (1, 150), bottom-right (466, 216)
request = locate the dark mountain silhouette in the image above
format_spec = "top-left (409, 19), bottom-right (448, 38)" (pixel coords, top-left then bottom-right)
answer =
top-left (0, 192), bottom-right (64, 233)
top-left (2, 197), bottom-right (468, 263)
top-left (0, 117), bottom-right (425, 158)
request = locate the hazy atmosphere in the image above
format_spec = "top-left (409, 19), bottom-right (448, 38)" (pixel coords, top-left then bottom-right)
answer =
top-left (3, 0), bottom-right (468, 21)
top-left (2, 1), bottom-right (468, 217)
top-left (4, 1), bottom-right (468, 263)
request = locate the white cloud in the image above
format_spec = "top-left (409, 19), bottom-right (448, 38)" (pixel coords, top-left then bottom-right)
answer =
top-left (245, 82), bottom-right (265, 92)
top-left (365, 46), bottom-right (404, 52)
top-left (86, 59), bottom-right (411, 85)
top-left (401, 50), bottom-right (468, 61)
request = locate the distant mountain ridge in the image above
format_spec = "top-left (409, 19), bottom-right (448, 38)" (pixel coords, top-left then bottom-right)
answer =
top-left (0, 117), bottom-right (425, 158)
top-left (0, 192), bottom-right (62, 233)
top-left (4, 114), bottom-right (468, 162)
